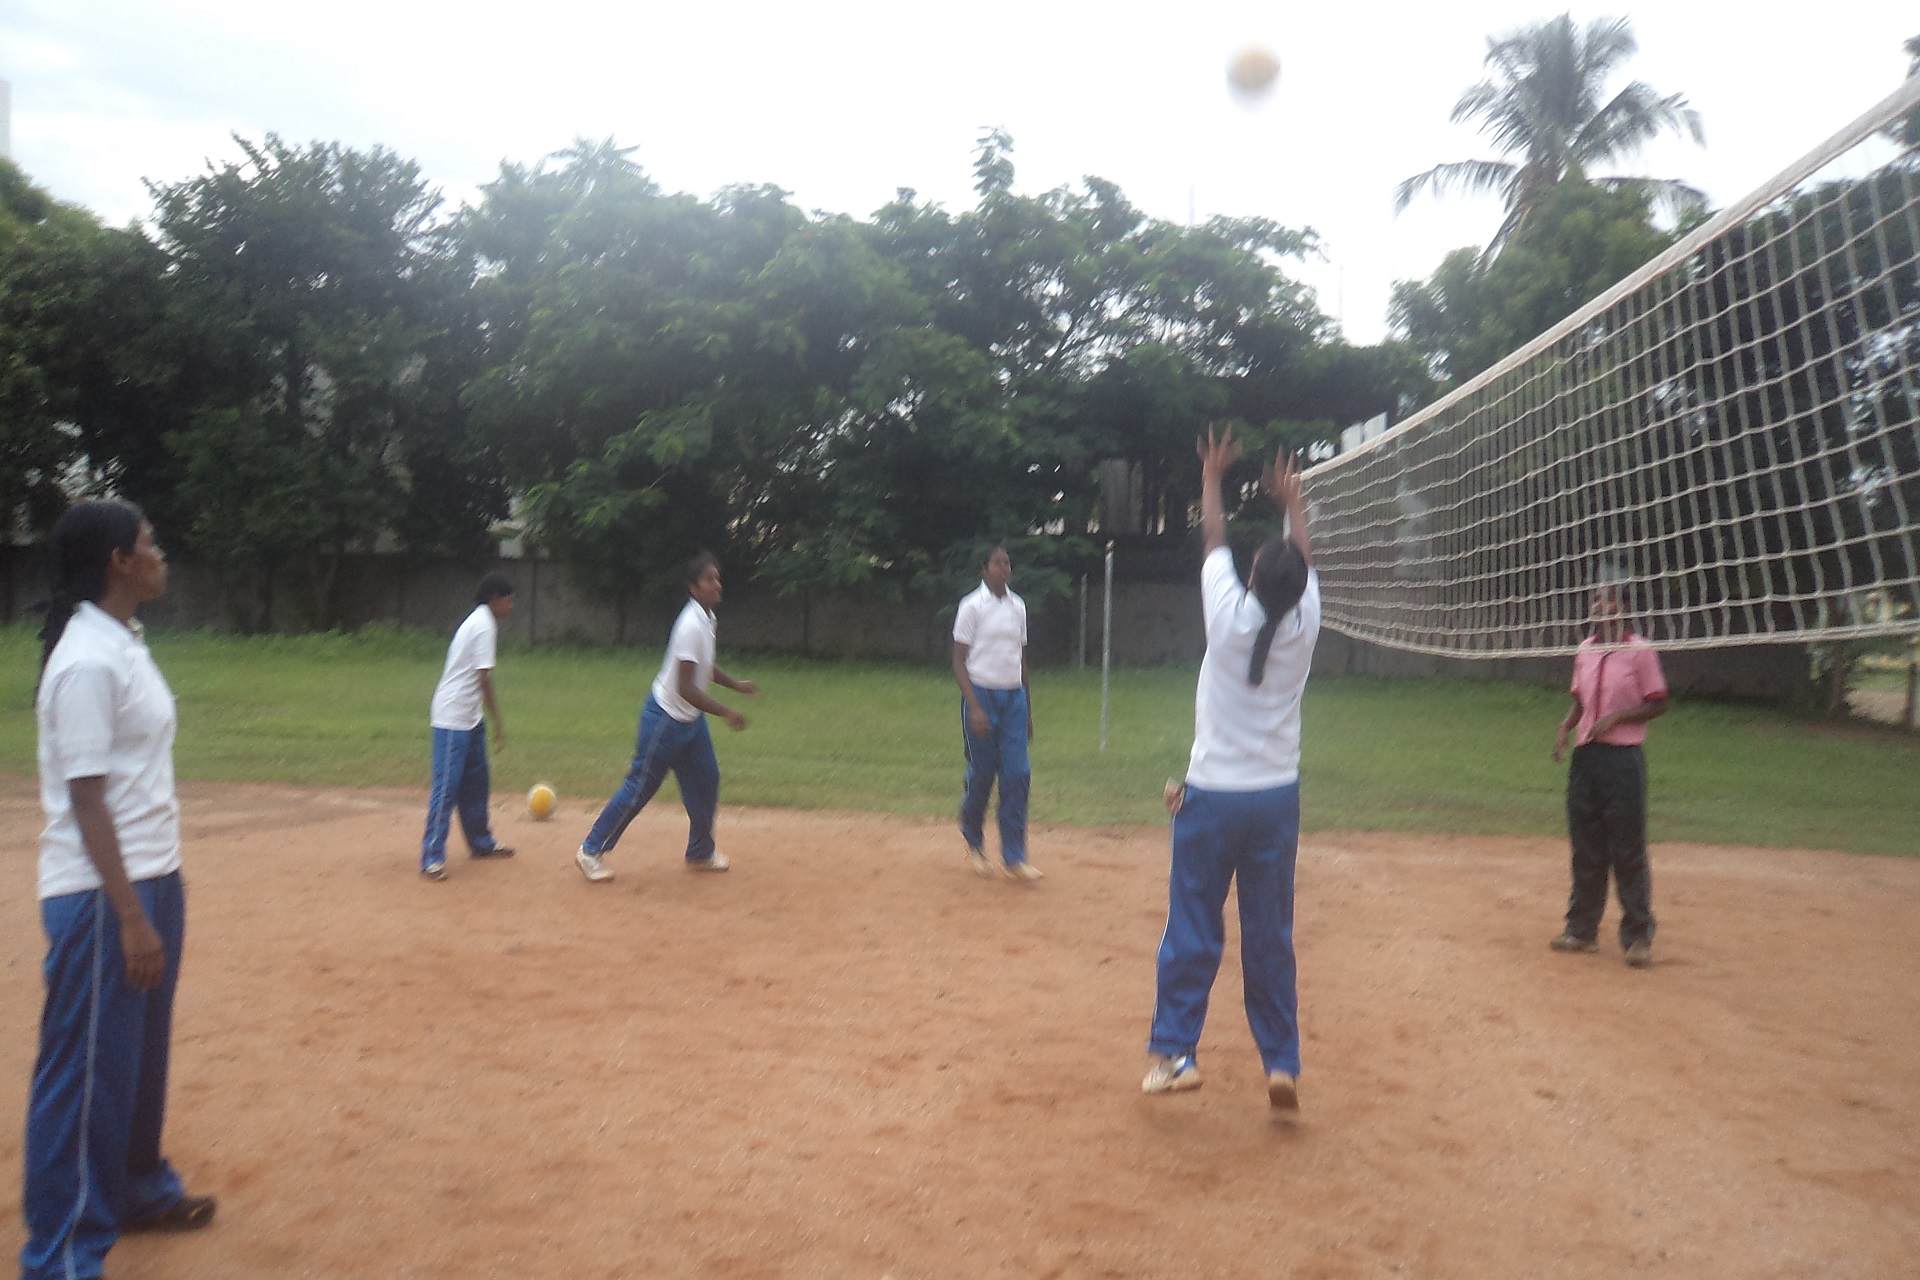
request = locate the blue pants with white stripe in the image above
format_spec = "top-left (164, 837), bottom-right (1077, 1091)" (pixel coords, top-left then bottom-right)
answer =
top-left (420, 723), bottom-right (501, 866)
top-left (22, 873), bottom-right (188, 1280)
top-left (1149, 783), bottom-right (1303, 1076)
top-left (959, 686), bottom-right (1030, 866)
top-left (582, 696), bottom-right (720, 862)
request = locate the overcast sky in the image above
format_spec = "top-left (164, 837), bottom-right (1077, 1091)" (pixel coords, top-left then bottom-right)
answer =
top-left (2, 0), bottom-right (1913, 343)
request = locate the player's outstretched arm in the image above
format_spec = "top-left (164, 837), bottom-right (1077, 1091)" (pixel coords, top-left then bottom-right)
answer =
top-left (1263, 448), bottom-right (1311, 566)
top-left (1197, 424), bottom-right (1241, 556)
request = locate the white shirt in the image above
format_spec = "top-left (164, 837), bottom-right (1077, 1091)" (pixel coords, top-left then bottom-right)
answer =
top-left (36, 603), bottom-right (182, 900)
top-left (652, 598), bottom-right (717, 723)
top-left (1185, 547), bottom-right (1321, 791)
top-left (952, 583), bottom-right (1027, 690)
top-left (429, 605), bottom-right (499, 730)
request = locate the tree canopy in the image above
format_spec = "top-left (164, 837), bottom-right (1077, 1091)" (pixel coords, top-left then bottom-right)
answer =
top-left (0, 132), bottom-right (1424, 627)
top-left (1395, 13), bottom-right (1704, 254)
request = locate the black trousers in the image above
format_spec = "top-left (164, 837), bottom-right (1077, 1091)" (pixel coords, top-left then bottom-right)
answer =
top-left (1564, 743), bottom-right (1655, 947)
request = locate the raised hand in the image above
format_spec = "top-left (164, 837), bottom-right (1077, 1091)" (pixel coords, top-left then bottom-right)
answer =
top-left (1195, 424), bottom-right (1243, 478)
top-left (1263, 448), bottom-right (1302, 512)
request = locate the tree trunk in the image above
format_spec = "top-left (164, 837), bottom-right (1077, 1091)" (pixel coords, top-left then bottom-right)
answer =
top-left (1905, 657), bottom-right (1918, 732)
top-left (316, 546), bottom-right (344, 631)
top-left (1825, 645), bottom-right (1851, 719)
top-left (264, 571), bottom-right (278, 635)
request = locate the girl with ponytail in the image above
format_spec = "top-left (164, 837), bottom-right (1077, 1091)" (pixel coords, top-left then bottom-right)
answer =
top-left (22, 501), bottom-right (216, 1280)
top-left (1142, 426), bottom-right (1321, 1117)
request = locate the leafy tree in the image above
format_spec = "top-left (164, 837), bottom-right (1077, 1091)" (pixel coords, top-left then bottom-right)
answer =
top-left (464, 130), bottom-right (1426, 611)
top-left (1395, 13), bottom-right (1704, 253)
top-left (0, 162), bottom-right (178, 537)
top-left (458, 144), bottom-right (901, 626)
top-left (1390, 180), bottom-right (1676, 387)
top-left (1895, 34), bottom-right (1920, 148)
top-left (147, 135), bottom-right (502, 628)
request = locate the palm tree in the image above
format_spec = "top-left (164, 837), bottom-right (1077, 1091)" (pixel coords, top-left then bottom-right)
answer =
top-left (1396, 14), bottom-right (1705, 252)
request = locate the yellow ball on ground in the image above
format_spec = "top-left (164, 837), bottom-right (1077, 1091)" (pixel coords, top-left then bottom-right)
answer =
top-left (1227, 45), bottom-right (1281, 99)
top-left (527, 782), bottom-right (557, 820)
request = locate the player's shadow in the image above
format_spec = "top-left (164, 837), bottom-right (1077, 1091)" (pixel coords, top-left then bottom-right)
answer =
top-left (1133, 1094), bottom-right (1309, 1149)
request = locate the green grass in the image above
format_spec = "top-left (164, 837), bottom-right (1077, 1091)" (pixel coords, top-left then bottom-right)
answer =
top-left (1854, 663), bottom-right (1913, 693)
top-left (1, 625), bottom-right (1914, 855)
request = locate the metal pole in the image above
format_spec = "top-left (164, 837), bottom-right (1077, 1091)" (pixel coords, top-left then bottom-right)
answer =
top-left (1100, 542), bottom-right (1114, 752)
top-left (1076, 574), bottom-right (1087, 670)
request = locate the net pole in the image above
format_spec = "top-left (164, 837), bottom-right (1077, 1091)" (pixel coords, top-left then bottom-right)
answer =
top-left (1099, 542), bottom-right (1114, 753)
top-left (1076, 574), bottom-right (1087, 670)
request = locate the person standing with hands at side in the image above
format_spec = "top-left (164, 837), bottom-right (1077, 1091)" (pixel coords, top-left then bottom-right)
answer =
top-left (1143, 428), bottom-right (1319, 1115)
top-left (418, 573), bottom-right (516, 881)
top-left (22, 500), bottom-right (217, 1280)
top-left (952, 545), bottom-right (1041, 883)
top-left (1550, 571), bottom-right (1669, 968)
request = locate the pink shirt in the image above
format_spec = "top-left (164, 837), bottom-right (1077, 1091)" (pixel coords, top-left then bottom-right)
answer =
top-left (1571, 633), bottom-right (1669, 747)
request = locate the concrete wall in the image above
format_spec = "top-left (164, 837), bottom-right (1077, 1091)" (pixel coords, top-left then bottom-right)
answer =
top-left (0, 546), bottom-right (1810, 701)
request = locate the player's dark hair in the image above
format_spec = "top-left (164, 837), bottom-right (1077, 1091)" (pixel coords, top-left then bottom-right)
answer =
top-left (1246, 536), bottom-right (1308, 687)
top-left (39, 499), bottom-right (147, 681)
top-left (1590, 558), bottom-right (1637, 633)
top-left (474, 572), bottom-right (515, 605)
top-left (982, 544), bottom-right (1009, 568)
top-left (686, 551), bottom-right (720, 587)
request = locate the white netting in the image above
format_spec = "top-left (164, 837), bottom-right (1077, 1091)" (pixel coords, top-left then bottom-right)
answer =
top-left (1306, 78), bottom-right (1920, 656)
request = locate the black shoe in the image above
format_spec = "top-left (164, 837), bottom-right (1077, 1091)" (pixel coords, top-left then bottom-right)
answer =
top-left (1549, 932), bottom-right (1599, 953)
top-left (471, 845), bottom-right (516, 859)
top-left (1625, 939), bottom-right (1653, 968)
top-left (124, 1193), bottom-right (217, 1233)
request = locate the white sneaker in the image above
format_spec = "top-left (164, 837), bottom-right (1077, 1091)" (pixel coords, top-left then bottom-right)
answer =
top-left (688, 850), bottom-right (730, 873)
top-left (575, 847), bottom-right (613, 883)
top-left (1267, 1072), bottom-right (1300, 1114)
top-left (1004, 860), bottom-right (1044, 883)
top-left (965, 845), bottom-right (995, 877)
top-left (1142, 1053), bottom-right (1202, 1095)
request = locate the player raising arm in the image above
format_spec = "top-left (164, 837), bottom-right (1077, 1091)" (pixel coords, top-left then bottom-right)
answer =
top-left (1143, 426), bottom-right (1320, 1115)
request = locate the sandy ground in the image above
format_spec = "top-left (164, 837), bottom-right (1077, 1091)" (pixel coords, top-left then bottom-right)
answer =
top-left (2, 780), bottom-right (1917, 1280)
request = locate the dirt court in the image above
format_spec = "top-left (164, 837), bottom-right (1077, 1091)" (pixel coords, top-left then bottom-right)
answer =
top-left (2, 779), bottom-right (1917, 1280)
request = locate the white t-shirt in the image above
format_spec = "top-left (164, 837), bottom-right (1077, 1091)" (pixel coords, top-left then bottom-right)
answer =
top-left (1185, 547), bottom-right (1321, 791)
top-left (37, 602), bottom-right (182, 900)
top-left (429, 604), bottom-right (498, 731)
top-left (652, 598), bottom-right (717, 723)
top-left (952, 583), bottom-right (1027, 690)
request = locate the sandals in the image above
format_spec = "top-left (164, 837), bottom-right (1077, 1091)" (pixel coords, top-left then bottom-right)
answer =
top-left (123, 1193), bottom-right (217, 1233)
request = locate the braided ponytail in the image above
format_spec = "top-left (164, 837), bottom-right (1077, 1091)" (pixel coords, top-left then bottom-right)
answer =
top-left (1246, 536), bottom-right (1308, 687)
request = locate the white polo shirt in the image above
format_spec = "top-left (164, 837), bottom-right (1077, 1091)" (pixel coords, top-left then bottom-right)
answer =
top-left (429, 604), bottom-right (498, 731)
top-left (652, 598), bottom-right (717, 723)
top-left (36, 602), bottom-right (182, 900)
top-left (953, 583), bottom-right (1026, 691)
top-left (1185, 547), bottom-right (1321, 791)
